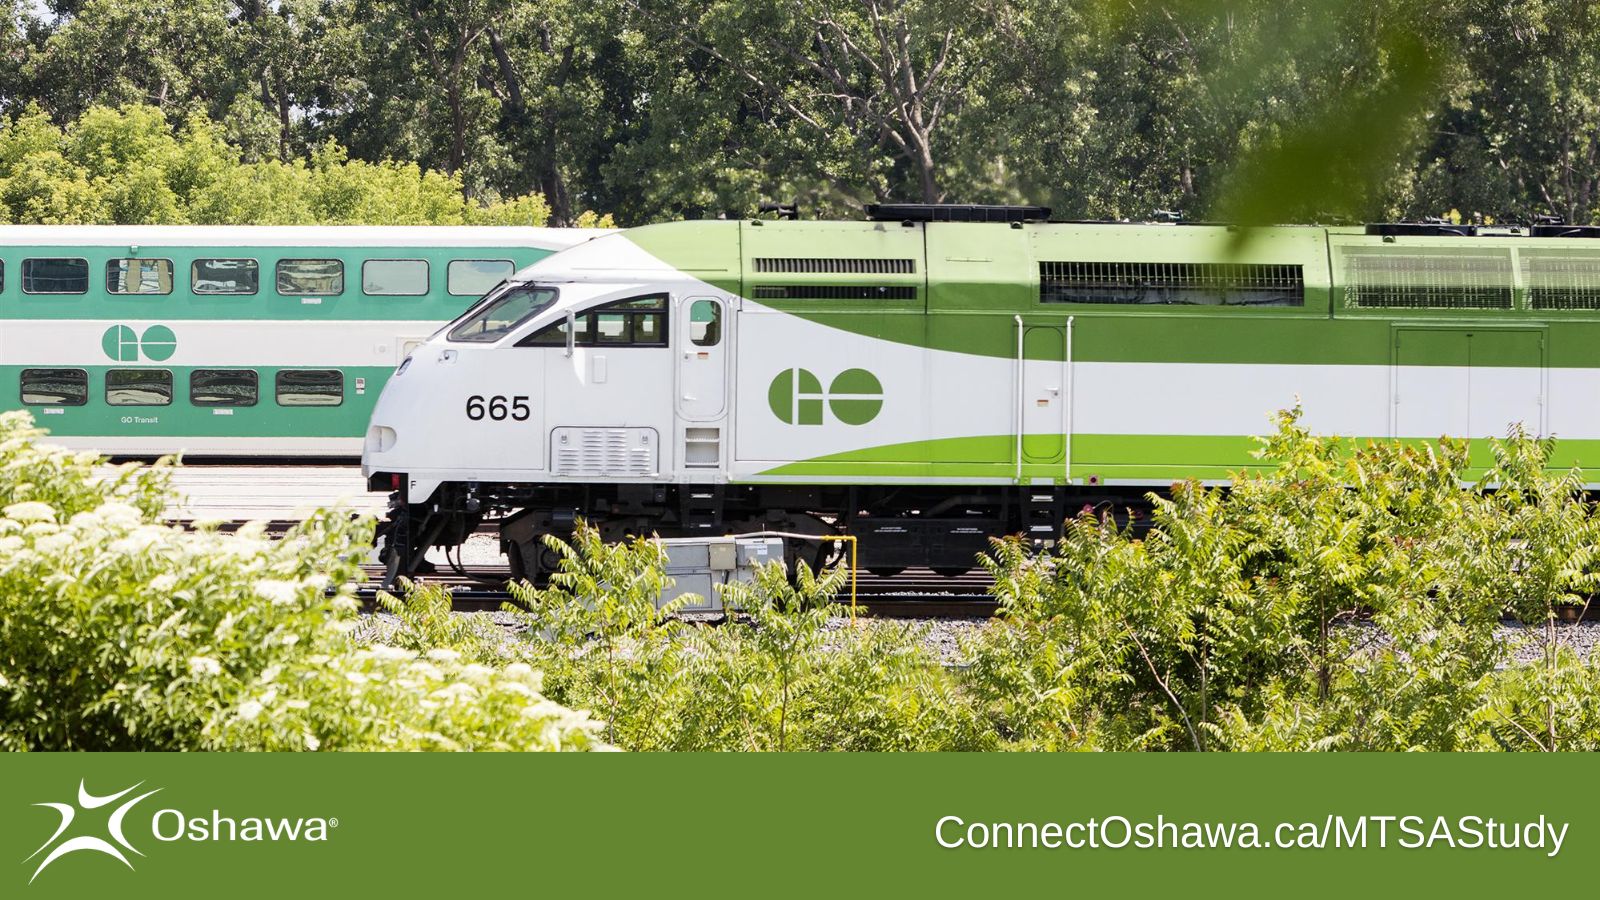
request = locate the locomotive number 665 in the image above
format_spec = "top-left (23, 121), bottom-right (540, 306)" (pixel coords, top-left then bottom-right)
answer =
top-left (465, 395), bottom-right (531, 421)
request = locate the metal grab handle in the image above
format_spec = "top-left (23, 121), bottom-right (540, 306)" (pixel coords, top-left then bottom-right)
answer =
top-left (1065, 315), bottom-right (1075, 482)
top-left (1014, 315), bottom-right (1025, 482)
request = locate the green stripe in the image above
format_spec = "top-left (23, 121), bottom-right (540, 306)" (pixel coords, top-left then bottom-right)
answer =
top-left (0, 246), bottom-right (551, 320)
top-left (0, 365), bottom-right (391, 437)
top-left (754, 433), bottom-right (1600, 481)
top-left (750, 315), bottom-right (1589, 366)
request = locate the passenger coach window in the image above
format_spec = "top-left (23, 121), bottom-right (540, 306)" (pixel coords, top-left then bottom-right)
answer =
top-left (448, 259), bottom-right (514, 295)
top-left (277, 259), bottom-right (344, 295)
top-left (363, 259), bottom-right (429, 295)
top-left (275, 370), bottom-right (343, 406)
top-left (521, 295), bottom-right (669, 348)
top-left (689, 299), bottom-right (721, 346)
top-left (448, 284), bottom-right (558, 342)
top-left (20, 368), bottom-right (87, 406)
top-left (22, 258), bottom-right (88, 294)
top-left (191, 369), bottom-right (258, 407)
top-left (106, 369), bottom-right (173, 406)
top-left (193, 259), bottom-right (259, 294)
top-left (106, 259), bottom-right (174, 294)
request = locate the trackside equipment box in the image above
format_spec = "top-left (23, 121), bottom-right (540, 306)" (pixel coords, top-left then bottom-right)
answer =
top-left (657, 536), bottom-right (785, 611)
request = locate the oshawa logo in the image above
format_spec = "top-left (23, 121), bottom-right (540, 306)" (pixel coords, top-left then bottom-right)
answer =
top-left (27, 781), bottom-right (161, 884)
top-left (25, 779), bottom-right (336, 884)
top-left (767, 367), bottom-right (884, 426)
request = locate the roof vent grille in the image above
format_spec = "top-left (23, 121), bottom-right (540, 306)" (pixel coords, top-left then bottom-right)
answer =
top-left (1343, 250), bottom-right (1513, 309)
top-left (865, 203), bottom-right (1050, 223)
top-left (753, 257), bottom-right (915, 275)
top-left (1038, 261), bottom-right (1304, 306)
top-left (1525, 253), bottom-right (1600, 309)
top-left (752, 285), bottom-right (917, 301)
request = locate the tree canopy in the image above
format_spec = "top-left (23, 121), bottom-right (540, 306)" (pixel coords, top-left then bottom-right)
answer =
top-left (1, 0), bottom-right (1597, 225)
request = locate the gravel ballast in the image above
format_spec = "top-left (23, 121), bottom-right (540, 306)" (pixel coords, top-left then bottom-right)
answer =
top-left (355, 609), bottom-right (1600, 671)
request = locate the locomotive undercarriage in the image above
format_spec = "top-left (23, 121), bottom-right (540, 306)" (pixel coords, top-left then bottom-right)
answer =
top-left (374, 478), bottom-right (1154, 584)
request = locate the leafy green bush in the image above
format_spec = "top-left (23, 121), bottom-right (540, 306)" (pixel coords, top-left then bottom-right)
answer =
top-left (504, 524), bottom-right (988, 751)
top-left (963, 408), bottom-right (1600, 752)
top-left (0, 411), bottom-right (600, 751)
top-left (21, 397), bottom-right (1600, 754)
top-left (0, 104), bottom-right (615, 227)
top-left (372, 580), bottom-right (520, 663)
top-left (209, 647), bottom-right (602, 752)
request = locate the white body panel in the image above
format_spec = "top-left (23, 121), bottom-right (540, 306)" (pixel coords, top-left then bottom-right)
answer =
top-left (45, 434), bottom-right (361, 456)
top-left (1, 319), bottom-right (444, 367)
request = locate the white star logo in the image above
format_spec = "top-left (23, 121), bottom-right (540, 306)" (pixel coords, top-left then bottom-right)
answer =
top-left (25, 780), bottom-right (162, 884)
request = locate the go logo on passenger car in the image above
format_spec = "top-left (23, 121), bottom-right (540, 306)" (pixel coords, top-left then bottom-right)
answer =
top-left (101, 324), bottom-right (177, 362)
top-left (767, 367), bottom-right (883, 426)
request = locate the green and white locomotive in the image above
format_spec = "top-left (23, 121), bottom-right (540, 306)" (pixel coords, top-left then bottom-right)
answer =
top-left (362, 205), bottom-right (1600, 577)
top-left (1, 225), bottom-right (594, 457)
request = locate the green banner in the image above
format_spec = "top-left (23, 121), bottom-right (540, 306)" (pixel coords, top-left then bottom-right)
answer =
top-left (0, 754), bottom-right (1586, 897)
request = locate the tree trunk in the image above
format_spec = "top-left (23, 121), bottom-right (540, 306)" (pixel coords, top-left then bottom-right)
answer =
top-left (915, 137), bottom-right (938, 202)
top-left (447, 81), bottom-right (467, 181)
top-left (541, 42), bottom-right (576, 225)
top-left (275, 72), bottom-right (291, 162)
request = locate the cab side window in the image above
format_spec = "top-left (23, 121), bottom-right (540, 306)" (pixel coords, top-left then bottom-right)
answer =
top-left (518, 294), bottom-right (669, 347)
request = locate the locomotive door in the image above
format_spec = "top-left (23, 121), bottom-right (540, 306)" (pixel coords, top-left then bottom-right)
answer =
top-left (1393, 327), bottom-right (1545, 438)
top-left (675, 296), bottom-right (729, 470)
top-left (676, 297), bottom-right (727, 419)
top-left (1021, 325), bottom-right (1066, 464)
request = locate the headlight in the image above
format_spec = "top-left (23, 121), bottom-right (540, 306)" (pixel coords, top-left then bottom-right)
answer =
top-left (395, 356), bottom-right (412, 376)
top-left (366, 425), bottom-right (397, 453)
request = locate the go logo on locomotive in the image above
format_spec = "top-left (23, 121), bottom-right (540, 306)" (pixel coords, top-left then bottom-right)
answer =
top-left (101, 324), bottom-right (177, 362)
top-left (767, 367), bottom-right (883, 426)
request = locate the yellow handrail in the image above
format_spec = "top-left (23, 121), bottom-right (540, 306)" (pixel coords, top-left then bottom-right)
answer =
top-left (729, 530), bottom-right (860, 624)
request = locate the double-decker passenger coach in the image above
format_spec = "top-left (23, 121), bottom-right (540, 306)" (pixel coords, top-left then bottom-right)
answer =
top-left (0, 225), bottom-right (598, 457)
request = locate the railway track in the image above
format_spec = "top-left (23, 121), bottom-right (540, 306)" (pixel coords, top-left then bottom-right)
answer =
top-left (355, 564), bottom-right (999, 618)
top-left (351, 562), bottom-right (1600, 624)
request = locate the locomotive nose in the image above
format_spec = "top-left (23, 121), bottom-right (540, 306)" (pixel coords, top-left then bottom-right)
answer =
top-left (362, 352), bottom-right (423, 475)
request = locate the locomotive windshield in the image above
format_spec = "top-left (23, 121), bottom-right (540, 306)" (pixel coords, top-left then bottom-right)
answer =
top-left (447, 283), bottom-right (559, 342)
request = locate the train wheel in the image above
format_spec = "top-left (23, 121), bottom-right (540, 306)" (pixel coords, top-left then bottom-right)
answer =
top-left (932, 566), bottom-right (971, 578)
top-left (867, 567), bottom-right (905, 578)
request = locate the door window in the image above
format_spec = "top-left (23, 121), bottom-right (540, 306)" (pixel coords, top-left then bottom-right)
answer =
top-left (689, 299), bottom-right (721, 346)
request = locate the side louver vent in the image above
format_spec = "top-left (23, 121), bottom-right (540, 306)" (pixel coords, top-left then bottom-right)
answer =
top-left (1038, 261), bottom-right (1305, 306)
top-left (551, 427), bottom-right (657, 477)
top-left (752, 285), bottom-right (917, 300)
top-left (753, 257), bottom-right (916, 274)
top-left (1342, 251), bottom-right (1513, 309)
top-left (1524, 253), bottom-right (1600, 310)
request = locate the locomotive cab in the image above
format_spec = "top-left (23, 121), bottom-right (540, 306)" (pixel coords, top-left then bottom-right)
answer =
top-left (362, 228), bottom-right (740, 578)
